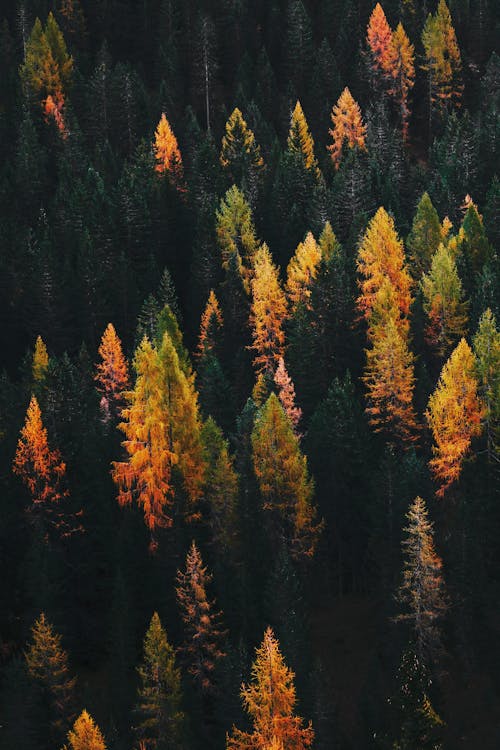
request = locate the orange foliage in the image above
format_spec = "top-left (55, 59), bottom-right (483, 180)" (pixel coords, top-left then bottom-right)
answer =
top-left (327, 87), bottom-right (367, 168)
top-left (43, 92), bottom-right (67, 137)
top-left (389, 24), bottom-right (415, 140)
top-left (250, 245), bottom-right (288, 375)
top-left (95, 323), bottom-right (129, 419)
top-left (366, 3), bottom-right (393, 77)
top-left (274, 357), bottom-right (302, 436)
top-left (286, 232), bottom-right (322, 311)
top-left (153, 113), bottom-right (184, 188)
top-left (196, 289), bottom-right (223, 360)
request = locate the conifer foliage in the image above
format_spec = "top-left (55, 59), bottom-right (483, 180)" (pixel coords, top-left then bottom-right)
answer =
top-left (64, 710), bottom-right (107, 750)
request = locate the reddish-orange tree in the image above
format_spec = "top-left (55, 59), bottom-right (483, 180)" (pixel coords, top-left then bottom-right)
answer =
top-left (95, 323), bottom-right (129, 420)
top-left (274, 357), bottom-right (302, 436)
top-left (366, 3), bottom-right (393, 83)
top-left (327, 87), bottom-right (367, 168)
top-left (227, 627), bottom-right (314, 750)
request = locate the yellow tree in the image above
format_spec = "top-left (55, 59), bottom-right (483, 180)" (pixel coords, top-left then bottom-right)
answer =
top-left (250, 244), bottom-right (288, 375)
top-left (32, 335), bottom-right (49, 382)
top-left (422, 0), bottom-right (462, 125)
top-left (389, 23), bottom-right (415, 140)
top-left (153, 113), bottom-right (184, 189)
top-left (251, 394), bottom-right (322, 559)
top-left (426, 339), bottom-right (483, 496)
top-left (95, 323), bottom-right (129, 419)
top-left (64, 710), bottom-right (107, 750)
top-left (216, 185), bottom-right (260, 286)
top-left (327, 87), bottom-right (367, 169)
top-left (287, 101), bottom-right (321, 181)
top-left (286, 232), bottom-right (322, 312)
top-left (196, 289), bottom-right (223, 360)
top-left (357, 207), bottom-right (412, 333)
top-left (220, 107), bottom-right (265, 187)
top-left (227, 627), bottom-right (314, 749)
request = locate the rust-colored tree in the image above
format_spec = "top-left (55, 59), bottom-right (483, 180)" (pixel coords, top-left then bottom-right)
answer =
top-left (226, 627), bottom-right (314, 750)
top-left (274, 357), bottom-right (302, 436)
top-left (426, 339), bottom-right (483, 496)
top-left (95, 323), bottom-right (129, 421)
top-left (366, 3), bottom-right (393, 85)
top-left (327, 87), bottom-right (367, 169)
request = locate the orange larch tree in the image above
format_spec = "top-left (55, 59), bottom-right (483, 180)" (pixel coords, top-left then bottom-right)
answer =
top-left (250, 244), bottom-right (288, 376)
top-left (366, 3), bottom-right (393, 84)
top-left (227, 627), bottom-right (314, 750)
top-left (274, 356), bottom-right (302, 436)
top-left (95, 323), bottom-right (129, 420)
top-left (286, 232), bottom-right (322, 312)
top-left (153, 113), bottom-right (185, 189)
top-left (426, 338), bottom-right (483, 496)
top-left (327, 87), bottom-right (367, 169)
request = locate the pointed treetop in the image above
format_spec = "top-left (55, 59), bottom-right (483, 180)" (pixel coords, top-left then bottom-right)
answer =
top-left (287, 100), bottom-right (321, 180)
top-left (65, 710), bottom-right (107, 750)
top-left (153, 113), bottom-right (185, 187)
top-left (220, 107), bottom-right (264, 180)
top-left (366, 3), bottom-right (393, 73)
top-left (32, 335), bottom-right (49, 382)
top-left (286, 231), bottom-right (322, 310)
top-left (328, 87), bottom-right (367, 168)
top-left (196, 289), bottom-right (223, 360)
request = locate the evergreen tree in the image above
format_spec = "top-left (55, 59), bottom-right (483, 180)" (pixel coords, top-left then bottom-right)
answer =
top-left (473, 308), bottom-right (500, 462)
top-left (220, 108), bottom-right (264, 200)
top-left (407, 193), bottom-right (442, 278)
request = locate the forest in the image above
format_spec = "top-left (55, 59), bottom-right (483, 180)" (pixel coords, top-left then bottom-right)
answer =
top-left (0, 0), bottom-right (499, 748)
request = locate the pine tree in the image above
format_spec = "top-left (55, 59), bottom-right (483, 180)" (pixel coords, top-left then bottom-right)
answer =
top-left (32, 335), bottom-right (49, 382)
top-left (460, 201), bottom-right (492, 272)
top-left (202, 417), bottom-right (239, 553)
top-left (251, 394), bottom-right (322, 558)
top-left (220, 107), bottom-right (264, 192)
top-left (95, 323), bottom-right (129, 420)
top-left (25, 613), bottom-right (76, 744)
top-left (473, 309), bottom-right (500, 462)
top-left (226, 627), bottom-right (314, 749)
top-left (327, 87), bottom-right (367, 169)
top-left (287, 100), bottom-right (321, 181)
top-left (20, 13), bottom-right (72, 112)
top-left (134, 612), bottom-right (185, 750)
top-left (396, 497), bottom-right (447, 666)
top-left (153, 112), bottom-right (184, 189)
top-left (286, 232), bottom-right (322, 312)
top-left (274, 357), bottom-right (302, 435)
top-left (176, 541), bottom-right (225, 693)
top-left (426, 339), bottom-right (483, 496)
top-left (250, 244), bottom-right (288, 376)
top-left (421, 243), bottom-right (467, 357)
top-left (407, 193), bottom-right (442, 278)
top-left (64, 710), bottom-right (107, 750)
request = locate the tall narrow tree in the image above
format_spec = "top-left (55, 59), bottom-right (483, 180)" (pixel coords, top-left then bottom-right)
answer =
top-left (95, 323), bottom-right (129, 420)
top-left (250, 244), bottom-right (288, 375)
top-left (327, 87), bottom-right (367, 169)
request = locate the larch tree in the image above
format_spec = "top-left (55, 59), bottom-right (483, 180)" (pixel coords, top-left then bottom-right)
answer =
top-left (426, 339), bottom-right (483, 496)
top-left (13, 395), bottom-right (69, 537)
top-left (153, 112), bottom-right (185, 190)
top-left (32, 335), bottom-right (49, 382)
top-left (250, 244), bottom-right (288, 376)
top-left (327, 87), bottom-right (367, 169)
top-left (473, 309), bottom-right (500, 462)
top-left (389, 23), bottom-right (415, 140)
top-left (407, 192), bottom-right (442, 278)
top-left (220, 107), bottom-right (264, 191)
top-left (196, 289), bottom-right (223, 360)
top-left (286, 232), bottom-right (322, 312)
top-left (95, 323), bottom-right (129, 421)
top-left (176, 541), bottom-right (226, 694)
top-left (357, 207), bottom-right (412, 333)
top-left (64, 710), bottom-right (107, 750)
top-left (226, 627), bottom-right (314, 750)
top-left (202, 417), bottom-right (239, 554)
top-left (396, 497), bottom-right (447, 667)
top-left (287, 100), bottom-right (321, 181)
top-left (25, 613), bottom-right (76, 743)
top-left (421, 243), bottom-right (467, 357)
top-left (274, 357), bottom-right (302, 436)
top-left (216, 185), bottom-right (260, 286)
top-left (112, 337), bottom-right (176, 541)
top-left (251, 393), bottom-right (322, 559)
top-left (134, 612), bottom-right (185, 750)
top-left (366, 3), bottom-right (393, 86)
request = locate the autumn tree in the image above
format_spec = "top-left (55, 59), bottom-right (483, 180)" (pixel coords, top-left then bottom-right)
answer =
top-left (327, 87), bottom-right (367, 169)
top-left (134, 612), bottom-right (185, 750)
top-left (25, 613), bottom-right (76, 744)
top-left (95, 323), bottom-right (129, 420)
top-left (357, 207), bottom-right (412, 332)
top-left (13, 395), bottom-right (69, 537)
top-left (426, 339), bottom-right (483, 496)
top-left (226, 627), bottom-right (314, 750)
top-left (396, 497), bottom-right (447, 666)
top-left (250, 244), bottom-right (288, 375)
top-left (274, 357), bottom-right (302, 436)
top-left (366, 3), bottom-right (393, 87)
top-left (407, 192), bottom-right (442, 278)
top-left (473, 309), bottom-right (500, 462)
top-left (389, 23), bottom-right (415, 140)
top-left (176, 542), bottom-right (225, 693)
top-left (32, 335), bottom-right (49, 382)
top-left (216, 185), bottom-right (259, 285)
top-left (196, 290), bottom-right (223, 360)
top-left (64, 710), bottom-right (107, 750)
top-left (220, 107), bottom-right (264, 195)
top-left (287, 100), bottom-right (321, 181)
top-left (251, 394), bottom-right (322, 558)
top-left (421, 243), bottom-right (467, 357)
top-left (286, 232), bottom-right (322, 312)
top-left (202, 418), bottom-right (239, 553)
top-left (153, 112), bottom-right (184, 189)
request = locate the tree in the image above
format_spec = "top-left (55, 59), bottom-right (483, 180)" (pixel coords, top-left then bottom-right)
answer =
top-left (396, 497), bottom-right (447, 666)
top-left (327, 87), bottom-right (367, 169)
top-left (286, 232), bottom-right (322, 312)
top-left (274, 357), bottom-right (302, 436)
top-left (112, 338), bottom-right (176, 538)
top-left (134, 612), bottom-right (185, 750)
top-left (407, 193), bottom-right (442, 278)
top-left (153, 113), bottom-right (184, 189)
top-left (389, 23), bottom-right (415, 140)
top-left (287, 100), bottom-right (321, 181)
top-left (176, 541), bottom-right (225, 693)
top-left (251, 394), bottom-right (322, 558)
top-left (421, 243), bottom-right (467, 357)
top-left (226, 627), bottom-right (314, 749)
top-left (357, 207), bottom-right (412, 333)
top-left (196, 290), bottom-right (223, 360)
top-left (250, 244), bottom-right (288, 376)
top-left (426, 339), bottom-right (483, 496)
top-left (216, 185), bottom-right (259, 285)
top-left (25, 613), bottom-right (75, 743)
top-left (220, 107), bottom-right (264, 194)
top-left (473, 309), bottom-right (500, 462)
top-left (366, 3), bottom-right (393, 87)
top-left (32, 335), bottom-right (49, 382)
top-left (64, 710), bottom-right (107, 750)
top-left (95, 323), bottom-right (129, 420)
top-left (13, 395), bottom-right (69, 537)
top-left (202, 417), bottom-right (239, 553)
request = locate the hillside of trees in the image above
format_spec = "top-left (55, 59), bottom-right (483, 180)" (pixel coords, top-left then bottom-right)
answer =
top-left (0, 0), bottom-right (499, 748)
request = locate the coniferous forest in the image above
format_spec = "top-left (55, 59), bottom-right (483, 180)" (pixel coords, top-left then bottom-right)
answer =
top-left (0, 0), bottom-right (499, 748)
